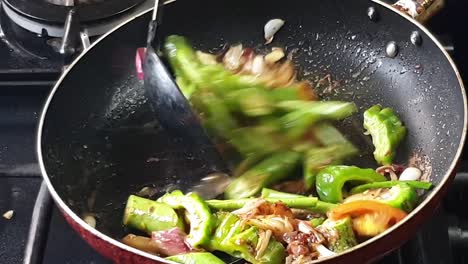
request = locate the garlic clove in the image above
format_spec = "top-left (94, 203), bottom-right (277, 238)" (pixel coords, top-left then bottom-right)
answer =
top-left (399, 167), bottom-right (422, 181)
top-left (264, 19), bottom-right (285, 45)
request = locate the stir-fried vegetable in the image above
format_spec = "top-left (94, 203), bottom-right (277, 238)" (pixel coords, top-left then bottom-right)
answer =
top-left (350, 180), bottom-right (433, 194)
top-left (166, 252), bottom-right (225, 264)
top-left (315, 165), bottom-right (387, 203)
top-left (345, 183), bottom-right (418, 212)
top-left (208, 212), bottom-right (286, 264)
top-left (363, 105), bottom-right (407, 165)
top-left (157, 190), bottom-right (214, 248)
top-left (328, 200), bottom-right (407, 237)
top-left (121, 35), bottom-right (433, 263)
top-left (123, 195), bottom-right (184, 234)
top-left (225, 151), bottom-right (301, 199)
top-left (316, 217), bottom-right (357, 253)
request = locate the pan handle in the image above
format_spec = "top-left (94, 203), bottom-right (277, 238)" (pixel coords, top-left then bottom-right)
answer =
top-left (392, 0), bottom-right (444, 24)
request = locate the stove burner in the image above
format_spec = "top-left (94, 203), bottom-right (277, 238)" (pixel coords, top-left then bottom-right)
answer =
top-left (3, 0), bottom-right (145, 23)
top-left (46, 0), bottom-right (105, 6)
top-left (1, 0), bottom-right (152, 37)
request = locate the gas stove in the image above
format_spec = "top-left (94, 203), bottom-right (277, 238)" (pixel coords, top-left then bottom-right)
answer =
top-left (0, 0), bottom-right (468, 263)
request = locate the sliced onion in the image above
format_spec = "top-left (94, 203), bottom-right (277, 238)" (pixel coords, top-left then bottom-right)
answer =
top-left (251, 55), bottom-right (266, 76)
top-left (264, 19), bottom-right (285, 44)
top-left (256, 229), bottom-right (272, 259)
top-left (315, 244), bottom-right (337, 259)
top-left (223, 44), bottom-right (244, 71)
top-left (297, 220), bottom-right (314, 234)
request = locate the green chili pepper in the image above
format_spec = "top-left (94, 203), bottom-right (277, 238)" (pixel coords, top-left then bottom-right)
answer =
top-left (208, 212), bottom-right (285, 264)
top-left (157, 190), bottom-right (214, 248)
top-left (225, 87), bottom-right (275, 116)
top-left (224, 151), bottom-right (301, 199)
top-left (123, 195), bottom-right (185, 234)
top-left (260, 188), bottom-right (336, 214)
top-left (227, 127), bottom-right (285, 158)
top-left (303, 123), bottom-right (359, 189)
top-left (192, 92), bottom-right (238, 137)
top-left (277, 101), bottom-right (358, 140)
top-left (315, 165), bottom-right (387, 203)
top-left (346, 183), bottom-right (419, 212)
top-left (350, 180), bottom-right (433, 194)
top-left (207, 197), bottom-right (318, 211)
top-left (363, 105), bottom-right (407, 165)
top-left (166, 252), bottom-right (225, 264)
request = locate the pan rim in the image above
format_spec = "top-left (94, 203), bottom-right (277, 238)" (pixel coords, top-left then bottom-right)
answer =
top-left (35, 0), bottom-right (468, 263)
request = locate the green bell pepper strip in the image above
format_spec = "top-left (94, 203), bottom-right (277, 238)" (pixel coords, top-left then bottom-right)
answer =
top-left (227, 127), bottom-right (285, 158)
top-left (260, 188), bottom-right (337, 214)
top-left (363, 105), bottom-right (407, 165)
top-left (225, 87), bottom-right (275, 116)
top-left (277, 101), bottom-right (358, 140)
top-left (350, 180), bottom-right (433, 194)
top-left (192, 92), bottom-right (238, 137)
top-left (315, 165), bottom-right (387, 203)
top-left (224, 151), bottom-right (301, 199)
top-left (304, 123), bottom-right (359, 189)
top-left (311, 122), bottom-right (358, 150)
top-left (208, 212), bottom-right (285, 264)
top-left (157, 190), bottom-right (215, 248)
top-left (346, 183), bottom-right (419, 212)
top-left (316, 217), bottom-right (357, 253)
top-left (175, 76), bottom-right (197, 99)
top-left (166, 252), bottom-right (225, 264)
top-left (123, 195), bottom-right (185, 234)
top-left (206, 197), bottom-right (318, 211)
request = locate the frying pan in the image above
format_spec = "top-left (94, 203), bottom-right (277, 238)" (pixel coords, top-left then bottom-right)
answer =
top-left (36, 0), bottom-right (467, 263)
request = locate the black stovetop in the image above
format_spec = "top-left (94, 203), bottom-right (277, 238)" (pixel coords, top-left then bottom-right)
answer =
top-left (1, 0), bottom-right (468, 263)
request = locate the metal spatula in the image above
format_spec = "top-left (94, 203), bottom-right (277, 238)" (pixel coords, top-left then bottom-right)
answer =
top-left (142, 0), bottom-right (231, 199)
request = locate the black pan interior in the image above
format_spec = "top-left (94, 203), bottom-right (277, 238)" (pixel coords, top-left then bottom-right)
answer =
top-left (40, 0), bottom-right (465, 242)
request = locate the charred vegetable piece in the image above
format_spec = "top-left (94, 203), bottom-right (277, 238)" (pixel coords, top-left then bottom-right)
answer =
top-left (123, 195), bottom-right (184, 234)
top-left (328, 200), bottom-right (407, 237)
top-left (315, 165), bottom-right (387, 203)
top-left (350, 180), bottom-right (433, 194)
top-left (316, 217), bottom-right (357, 253)
top-left (208, 212), bottom-right (285, 264)
top-left (345, 183), bottom-right (418, 212)
top-left (260, 188), bottom-right (336, 214)
top-left (277, 101), bottom-right (358, 140)
top-left (166, 252), bottom-right (225, 264)
top-left (363, 105), bottom-right (407, 165)
top-left (157, 190), bottom-right (214, 248)
top-left (225, 151), bottom-right (301, 199)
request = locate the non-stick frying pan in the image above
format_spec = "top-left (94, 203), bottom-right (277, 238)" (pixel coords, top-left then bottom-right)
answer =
top-left (37, 0), bottom-right (467, 263)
